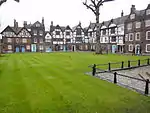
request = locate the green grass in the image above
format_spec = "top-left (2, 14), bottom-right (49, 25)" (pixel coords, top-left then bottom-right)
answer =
top-left (0, 52), bottom-right (150, 113)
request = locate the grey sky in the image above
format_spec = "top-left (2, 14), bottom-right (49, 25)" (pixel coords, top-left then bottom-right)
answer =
top-left (0, 0), bottom-right (149, 31)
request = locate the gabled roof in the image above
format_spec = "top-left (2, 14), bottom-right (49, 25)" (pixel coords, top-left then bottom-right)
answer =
top-left (111, 15), bottom-right (128, 26)
top-left (45, 31), bottom-right (52, 36)
top-left (32, 21), bottom-right (43, 27)
top-left (72, 23), bottom-right (84, 32)
top-left (65, 25), bottom-right (72, 32)
top-left (1, 25), bottom-right (15, 34)
top-left (16, 27), bottom-right (31, 35)
top-left (147, 4), bottom-right (150, 9)
top-left (135, 10), bottom-right (145, 18)
top-left (11, 27), bottom-right (23, 34)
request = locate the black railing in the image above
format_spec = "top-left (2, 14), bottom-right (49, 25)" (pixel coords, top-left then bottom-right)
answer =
top-left (89, 58), bottom-right (150, 95)
top-left (90, 58), bottom-right (150, 75)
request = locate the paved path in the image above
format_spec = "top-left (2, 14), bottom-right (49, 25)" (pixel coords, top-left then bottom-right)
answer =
top-left (86, 66), bottom-right (150, 95)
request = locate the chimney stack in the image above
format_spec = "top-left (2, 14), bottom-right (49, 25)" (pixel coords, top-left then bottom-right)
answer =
top-left (42, 17), bottom-right (44, 25)
top-left (131, 5), bottom-right (136, 13)
top-left (51, 21), bottom-right (53, 26)
top-left (14, 19), bottom-right (18, 30)
top-left (23, 21), bottom-right (27, 27)
top-left (121, 10), bottom-right (124, 17)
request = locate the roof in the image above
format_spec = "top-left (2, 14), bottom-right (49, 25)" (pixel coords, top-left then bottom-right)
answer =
top-left (112, 15), bottom-right (128, 25)
top-left (50, 25), bottom-right (66, 33)
top-left (135, 10), bottom-right (145, 18)
top-left (11, 27), bottom-right (23, 34)
top-left (72, 23), bottom-right (83, 32)
top-left (32, 21), bottom-right (44, 27)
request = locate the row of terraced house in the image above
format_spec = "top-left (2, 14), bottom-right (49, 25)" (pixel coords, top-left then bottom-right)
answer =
top-left (1, 4), bottom-right (150, 54)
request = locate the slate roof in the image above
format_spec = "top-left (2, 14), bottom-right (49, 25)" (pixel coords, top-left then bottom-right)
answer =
top-left (111, 15), bottom-right (128, 25)
top-left (72, 23), bottom-right (83, 32)
top-left (11, 27), bottom-right (23, 34)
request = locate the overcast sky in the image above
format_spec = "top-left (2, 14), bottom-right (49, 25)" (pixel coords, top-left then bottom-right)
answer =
top-left (0, 0), bottom-right (149, 31)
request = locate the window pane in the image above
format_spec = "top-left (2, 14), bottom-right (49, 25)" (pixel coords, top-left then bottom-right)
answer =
top-left (56, 31), bottom-right (60, 35)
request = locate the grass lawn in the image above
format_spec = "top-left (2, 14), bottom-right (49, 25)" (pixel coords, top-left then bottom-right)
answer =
top-left (0, 52), bottom-right (150, 113)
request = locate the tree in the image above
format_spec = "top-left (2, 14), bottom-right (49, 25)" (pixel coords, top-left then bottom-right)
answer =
top-left (83, 0), bottom-right (114, 54)
top-left (0, 0), bottom-right (19, 6)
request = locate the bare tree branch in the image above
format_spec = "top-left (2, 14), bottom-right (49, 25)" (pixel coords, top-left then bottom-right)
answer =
top-left (91, 0), bottom-right (97, 7)
top-left (83, 2), bottom-right (96, 15)
top-left (97, 0), bottom-right (103, 7)
top-left (0, 0), bottom-right (19, 6)
top-left (0, 0), bottom-right (7, 6)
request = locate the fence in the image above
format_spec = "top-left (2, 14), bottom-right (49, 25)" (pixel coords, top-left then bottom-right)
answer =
top-left (89, 58), bottom-right (150, 74)
top-left (88, 58), bottom-right (150, 95)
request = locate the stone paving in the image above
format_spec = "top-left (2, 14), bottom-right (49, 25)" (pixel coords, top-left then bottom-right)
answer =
top-left (86, 66), bottom-right (150, 95)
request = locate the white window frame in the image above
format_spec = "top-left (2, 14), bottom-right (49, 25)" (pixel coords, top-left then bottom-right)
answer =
top-left (39, 45), bottom-right (44, 50)
top-left (127, 23), bottom-right (132, 30)
top-left (146, 31), bottom-right (150, 40)
top-left (34, 38), bottom-right (37, 43)
top-left (26, 45), bottom-right (30, 50)
top-left (146, 44), bottom-right (150, 52)
top-left (8, 45), bottom-right (12, 50)
top-left (33, 30), bottom-right (37, 35)
top-left (136, 22), bottom-right (141, 29)
top-left (145, 20), bottom-right (150, 27)
top-left (125, 34), bottom-right (128, 41)
top-left (129, 44), bottom-right (133, 51)
top-left (39, 30), bottom-right (43, 36)
top-left (22, 38), bottom-right (27, 43)
top-left (130, 14), bottom-right (135, 19)
top-left (129, 33), bottom-right (134, 41)
top-left (135, 32), bottom-right (140, 41)
top-left (7, 38), bottom-right (12, 43)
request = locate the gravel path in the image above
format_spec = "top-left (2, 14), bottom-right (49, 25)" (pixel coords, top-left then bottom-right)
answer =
top-left (86, 66), bottom-right (150, 95)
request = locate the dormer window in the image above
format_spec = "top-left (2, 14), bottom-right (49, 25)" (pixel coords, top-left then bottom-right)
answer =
top-left (146, 9), bottom-right (150, 15)
top-left (56, 31), bottom-right (60, 35)
top-left (130, 14), bottom-right (135, 19)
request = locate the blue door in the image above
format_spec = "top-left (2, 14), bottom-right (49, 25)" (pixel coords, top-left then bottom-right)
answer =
top-left (21, 47), bottom-right (25, 53)
top-left (31, 44), bottom-right (36, 52)
top-left (46, 47), bottom-right (52, 52)
top-left (112, 45), bottom-right (117, 53)
top-left (15, 47), bottom-right (19, 53)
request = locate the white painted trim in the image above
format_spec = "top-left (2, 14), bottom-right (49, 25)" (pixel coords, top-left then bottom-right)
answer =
top-left (146, 44), bottom-right (150, 52)
top-left (129, 33), bottom-right (134, 41)
top-left (135, 32), bottom-right (140, 41)
top-left (146, 31), bottom-right (150, 40)
top-left (128, 44), bottom-right (133, 51)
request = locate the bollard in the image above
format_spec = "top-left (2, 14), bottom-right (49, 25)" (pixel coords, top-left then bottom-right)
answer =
top-left (147, 58), bottom-right (150, 65)
top-left (128, 60), bottom-right (130, 68)
top-left (145, 79), bottom-right (149, 95)
top-left (138, 60), bottom-right (140, 67)
top-left (108, 63), bottom-right (111, 71)
top-left (92, 64), bottom-right (96, 76)
top-left (121, 61), bottom-right (124, 69)
top-left (114, 72), bottom-right (117, 84)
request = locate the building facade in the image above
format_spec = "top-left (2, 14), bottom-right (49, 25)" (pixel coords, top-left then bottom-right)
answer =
top-left (125, 4), bottom-right (150, 55)
top-left (1, 4), bottom-right (150, 54)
